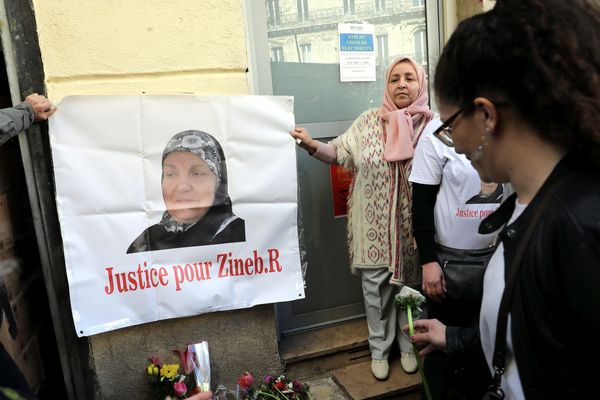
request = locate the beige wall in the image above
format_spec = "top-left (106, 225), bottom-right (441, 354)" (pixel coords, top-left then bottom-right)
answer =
top-left (456, 0), bottom-right (484, 23)
top-left (443, 0), bottom-right (492, 43)
top-left (30, 1), bottom-right (282, 398)
top-left (33, 0), bottom-right (251, 101)
top-left (483, 0), bottom-right (497, 12)
top-left (457, 0), bottom-right (496, 22)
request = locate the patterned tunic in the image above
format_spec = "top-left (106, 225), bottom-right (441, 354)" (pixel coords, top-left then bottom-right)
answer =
top-left (332, 108), bottom-right (425, 286)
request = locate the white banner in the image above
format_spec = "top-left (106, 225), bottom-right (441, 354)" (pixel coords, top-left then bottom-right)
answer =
top-left (49, 96), bottom-right (304, 337)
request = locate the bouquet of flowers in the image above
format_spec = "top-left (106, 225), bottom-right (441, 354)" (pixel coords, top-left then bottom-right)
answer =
top-left (236, 371), bottom-right (312, 400)
top-left (146, 349), bottom-right (197, 399)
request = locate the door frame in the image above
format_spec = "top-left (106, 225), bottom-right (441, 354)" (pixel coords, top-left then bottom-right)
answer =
top-left (244, 0), bottom-right (444, 336)
top-left (0, 1), bottom-right (92, 399)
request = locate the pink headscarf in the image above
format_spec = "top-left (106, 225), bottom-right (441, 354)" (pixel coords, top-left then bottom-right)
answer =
top-left (379, 56), bottom-right (434, 161)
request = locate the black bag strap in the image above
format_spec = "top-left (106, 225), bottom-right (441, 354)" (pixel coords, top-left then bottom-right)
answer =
top-left (488, 176), bottom-right (568, 399)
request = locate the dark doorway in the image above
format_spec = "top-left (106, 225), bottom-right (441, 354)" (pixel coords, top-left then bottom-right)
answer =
top-left (0, 47), bottom-right (67, 399)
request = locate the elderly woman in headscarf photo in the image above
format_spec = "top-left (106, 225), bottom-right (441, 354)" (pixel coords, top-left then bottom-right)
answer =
top-left (291, 56), bottom-right (434, 380)
top-left (127, 130), bottom-right (245, 254)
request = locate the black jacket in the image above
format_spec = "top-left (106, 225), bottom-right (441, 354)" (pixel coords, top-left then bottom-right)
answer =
top-left (127, 208), bottom-right (246, 253)
top-left (447, 155), bottom-right (600, 399)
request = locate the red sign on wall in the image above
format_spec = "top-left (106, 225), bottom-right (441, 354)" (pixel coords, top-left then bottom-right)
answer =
top-left (329, 165), bottom-right (353, 218)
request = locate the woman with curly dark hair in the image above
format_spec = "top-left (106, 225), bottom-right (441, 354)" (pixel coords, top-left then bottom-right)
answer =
top-left (408, 0), bottom-right (600, 398)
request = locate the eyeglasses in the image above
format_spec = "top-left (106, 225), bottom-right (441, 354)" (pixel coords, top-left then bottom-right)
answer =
top-left (432, 107), bottom-right (464, 147)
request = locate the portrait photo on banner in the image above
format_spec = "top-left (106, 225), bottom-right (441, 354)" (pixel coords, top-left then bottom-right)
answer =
top-left (49, 95), bottom-right (304, 337)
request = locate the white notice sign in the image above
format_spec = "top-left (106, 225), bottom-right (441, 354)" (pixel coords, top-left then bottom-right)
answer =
top-left (338, 23), bottom-right (376, 82)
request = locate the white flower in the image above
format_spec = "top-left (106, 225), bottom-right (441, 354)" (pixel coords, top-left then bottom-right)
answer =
top-left (396, 286), bottom-right (425, 303)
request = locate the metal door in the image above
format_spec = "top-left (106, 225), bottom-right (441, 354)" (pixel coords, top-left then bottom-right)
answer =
top-left (246, 0), bottom-right (441, 334)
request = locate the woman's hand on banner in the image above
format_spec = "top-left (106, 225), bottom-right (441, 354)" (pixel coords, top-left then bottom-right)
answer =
top-left (290, 127), bottom-right (319, 155)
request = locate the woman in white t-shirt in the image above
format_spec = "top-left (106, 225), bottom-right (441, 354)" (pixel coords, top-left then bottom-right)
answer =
top-left (410, 117), bottom-right (502, 399)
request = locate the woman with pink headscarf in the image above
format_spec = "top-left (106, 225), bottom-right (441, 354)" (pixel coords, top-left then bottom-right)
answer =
top-left (291, 56), bottom-right (434, 380)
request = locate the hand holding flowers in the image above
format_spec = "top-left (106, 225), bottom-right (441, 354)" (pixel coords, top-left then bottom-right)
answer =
top-left (395, 286), bottom-right (431, 400)
top-left (167, 392), bottom-right (213, 400)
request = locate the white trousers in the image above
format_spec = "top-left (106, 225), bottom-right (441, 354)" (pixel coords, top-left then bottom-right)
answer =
top-left (361, 267), bottom-right (413, 360)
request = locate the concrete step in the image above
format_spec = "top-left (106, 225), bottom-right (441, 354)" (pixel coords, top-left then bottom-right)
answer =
top-left (331, 358), bottom-right (421, 399)
top-left (307, 376), bottom-right (356, 400)
top-left (280, 319), bottom-right (371, 380)
top-left (280, 319), bottom-right (422, 399)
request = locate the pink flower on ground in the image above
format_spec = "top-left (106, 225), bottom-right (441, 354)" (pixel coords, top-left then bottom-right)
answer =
top-left (274, 380), bottom-right (286, 390)
top-left (173, 348), bottom-right (195, 374)
top-left (237, 371), bottom-right (255, 390)
top-left (149, 354), bottom-right (162, 368)
top-left (173, 381), bottom-right (187, 397)
top-left (292, 380), bottom-right (303, 392)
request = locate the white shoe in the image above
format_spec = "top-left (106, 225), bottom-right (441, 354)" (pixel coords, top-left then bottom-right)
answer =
top-left (371, 359), bottom-right (389, 380)
top-left (400, 351), bottom-right (418, 374)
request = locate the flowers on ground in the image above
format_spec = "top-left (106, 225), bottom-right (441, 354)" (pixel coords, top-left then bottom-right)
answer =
top-left (237, 371), bottom-right (255, 389)
top-left (146, 351), bottom-right (196, 399)
top-left (237, 371), bottom-right (312, 400)
top-left (160, 364), bottom-right (181, 380)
